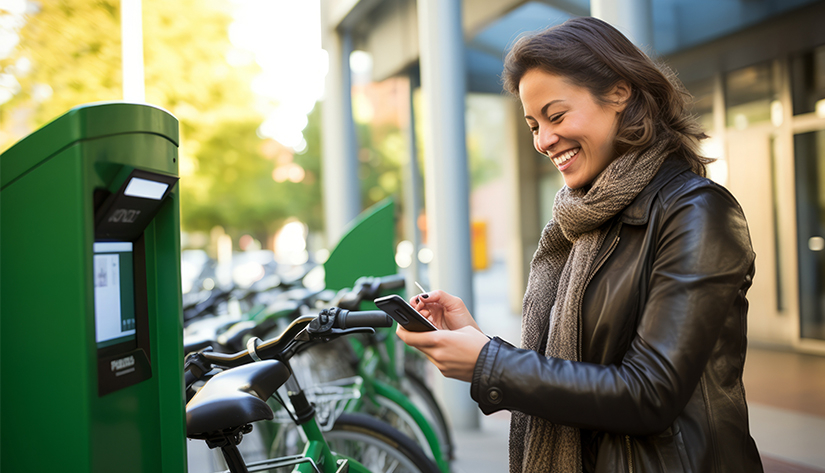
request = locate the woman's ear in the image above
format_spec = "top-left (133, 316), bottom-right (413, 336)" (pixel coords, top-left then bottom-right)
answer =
top-left (608, 81), bottom-right (632, 113)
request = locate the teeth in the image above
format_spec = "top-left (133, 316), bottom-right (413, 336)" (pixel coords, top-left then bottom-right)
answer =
top-left (552, 148), bottom-right (579, 166)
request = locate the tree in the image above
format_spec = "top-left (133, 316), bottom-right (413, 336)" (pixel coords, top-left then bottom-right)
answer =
top-left (1, 0), bottom-right (323, 244)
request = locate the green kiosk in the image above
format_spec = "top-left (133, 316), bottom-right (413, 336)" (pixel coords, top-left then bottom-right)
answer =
top-left (1, 103), bottom-right (186, 472)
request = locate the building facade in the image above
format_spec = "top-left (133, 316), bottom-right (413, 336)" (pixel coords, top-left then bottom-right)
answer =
top-left (320, 0), bottom-right (825, 355)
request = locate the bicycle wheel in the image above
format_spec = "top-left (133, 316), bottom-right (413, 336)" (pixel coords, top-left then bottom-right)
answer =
top-left (369, 391), bottom-right (433, 457)
top-left (326, 413), bottom-right (440, 473)
top-left (269, 413), bottom-right (440, 473)
top-left (401, 370), bottom-right (454, 460)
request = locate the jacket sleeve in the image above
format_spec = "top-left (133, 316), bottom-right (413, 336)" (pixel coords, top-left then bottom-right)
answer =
top-left (469, 182), bottom-right (755, 436)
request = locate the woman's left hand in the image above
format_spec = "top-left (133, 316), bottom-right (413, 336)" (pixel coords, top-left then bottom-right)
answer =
top-left (396, 325), bottom-right (490, 382)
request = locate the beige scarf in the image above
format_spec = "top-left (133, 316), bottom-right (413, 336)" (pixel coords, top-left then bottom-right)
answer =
top-left (510, 142), bottom-right (668, 473)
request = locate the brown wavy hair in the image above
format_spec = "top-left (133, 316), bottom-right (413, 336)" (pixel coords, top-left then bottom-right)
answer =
top-left (503, 17), bottom-right (712, 176)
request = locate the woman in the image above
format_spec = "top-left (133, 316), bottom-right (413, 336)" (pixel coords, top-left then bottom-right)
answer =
top-left (396, 17), bottom-right (763, 473)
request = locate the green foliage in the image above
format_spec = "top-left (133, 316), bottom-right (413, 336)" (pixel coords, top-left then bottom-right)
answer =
top-left (356, 120), bottom-right (405, 208)
top-left (0, 0), bottom-right (123, 134)
top-left (1, 0), bottom-right (323, 242)
top-left (293, 104), bottom-right (324, 232)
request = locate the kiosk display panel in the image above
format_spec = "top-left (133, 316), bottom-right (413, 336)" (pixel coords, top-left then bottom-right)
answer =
top-left (93, 241), bottom-right (136, 349)
top-left (92, 169), bottom-right (177, 396)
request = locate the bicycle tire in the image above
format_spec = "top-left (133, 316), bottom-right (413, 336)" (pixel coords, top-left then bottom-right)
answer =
top-left (402, 369), bottom-right (454, 460)
top-left (370, 391), bottom-right (433, 458)
top-left (269, 413), bottom-right (440, 473)
top-left (327, 413), bottom-right (441, 473)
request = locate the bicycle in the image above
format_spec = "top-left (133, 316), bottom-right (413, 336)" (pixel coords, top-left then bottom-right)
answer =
top-left (185, 274), bottom-right (453, 471)
top-left (185, 308), bottom-right (440, 473)
top-left (260, 276), bottom-right (453, 471)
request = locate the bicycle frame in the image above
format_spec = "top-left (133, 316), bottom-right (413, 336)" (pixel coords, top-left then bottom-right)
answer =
top-left (282, 377), bottom-right (373, 473)
top-left (189, 326), bottom-right (374, 473)
top-left (255, 313), bottom-right (451, 471)
top-left (213, 378), bottom-right (372, 473)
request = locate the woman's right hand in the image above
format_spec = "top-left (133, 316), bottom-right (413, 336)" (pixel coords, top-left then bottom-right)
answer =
top-left (410, 290), bottom-right (481, 332)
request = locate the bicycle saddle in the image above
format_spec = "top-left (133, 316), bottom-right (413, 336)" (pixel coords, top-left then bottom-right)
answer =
top-left (186, 360), bottom-right (290, 436)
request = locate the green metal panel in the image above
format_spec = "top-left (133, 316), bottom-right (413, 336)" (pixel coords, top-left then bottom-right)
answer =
top-left (1, 101), bottom-right (178, 189)
top-left (1, 144), bottom-right (94, 471)
top-left (323, 199), bottom-right (397, 292)
top-left (1, 103), bottom-right (185, 472)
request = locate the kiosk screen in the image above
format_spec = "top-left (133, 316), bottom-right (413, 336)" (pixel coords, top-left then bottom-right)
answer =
top-left (93, 241), bottom-right (136, 348)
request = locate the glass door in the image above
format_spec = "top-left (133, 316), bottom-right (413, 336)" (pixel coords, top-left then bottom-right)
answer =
top-left (794, 130), bottom-right (825, 341)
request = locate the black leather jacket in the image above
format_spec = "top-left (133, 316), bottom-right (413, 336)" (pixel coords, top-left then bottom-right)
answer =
top-left (470, 157), bottom-right (763, 473)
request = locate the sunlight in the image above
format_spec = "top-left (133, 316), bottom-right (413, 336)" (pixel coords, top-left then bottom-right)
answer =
top-left (228, 0), bottom-right (326, 152)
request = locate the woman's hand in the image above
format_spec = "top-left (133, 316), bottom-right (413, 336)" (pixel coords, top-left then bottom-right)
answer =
top-left (396, 325), bottom-right (490, 382)
top-left (409, 290), bottom-right (481, 332)
top-left (396, 290), bottom-right (489, 382)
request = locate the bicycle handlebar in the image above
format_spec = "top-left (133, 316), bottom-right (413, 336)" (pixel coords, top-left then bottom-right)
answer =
top-left (333, 310), bottom-right (393, 329)
top-left (336, 274), bottom-right (407, 310)
top-left (193, 315), bottom-right (316, 368)
top-left (362, 274), bottom-right (406, 298)
top-left (184, 308), bottom-right (394, 386)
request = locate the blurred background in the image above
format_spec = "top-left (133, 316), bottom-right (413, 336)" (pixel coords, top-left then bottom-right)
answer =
top-left (2, 0), bottom-right (825, 471)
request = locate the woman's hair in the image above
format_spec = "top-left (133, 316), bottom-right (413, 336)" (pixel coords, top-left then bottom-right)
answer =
top-left (503, 17), bottom-right (712, 176)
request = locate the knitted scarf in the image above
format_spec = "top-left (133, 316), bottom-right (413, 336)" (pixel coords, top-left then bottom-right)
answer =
top-left (509, 142), bottom-right (668, 473)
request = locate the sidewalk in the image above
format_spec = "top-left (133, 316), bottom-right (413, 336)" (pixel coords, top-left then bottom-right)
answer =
top-left (449, 259), bottom-right (825, 472)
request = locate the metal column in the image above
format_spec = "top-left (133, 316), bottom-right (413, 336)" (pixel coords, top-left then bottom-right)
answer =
top-left (416, 0), bottom-right (478, 430)
top-left (591, 0), bottom-right (653, 49)
top-left (320, 20), bottom-right (361, 245)
top-left (403, 69), bottom-right (423, 296)
top-left (121, 0), bottom-right (145, 102)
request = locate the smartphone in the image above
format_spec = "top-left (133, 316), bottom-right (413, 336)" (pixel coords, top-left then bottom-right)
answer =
top-left (374, 294), bottom-right (437, 332)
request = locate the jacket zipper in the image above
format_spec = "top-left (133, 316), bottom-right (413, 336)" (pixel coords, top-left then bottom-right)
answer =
top-left (625, 435), bottom-right (634, 473)
top-left (576, 222), bottom-right (622, 359)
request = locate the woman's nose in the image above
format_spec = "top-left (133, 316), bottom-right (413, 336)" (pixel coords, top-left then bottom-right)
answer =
top-left (536, 128), bottom-right (559, 155)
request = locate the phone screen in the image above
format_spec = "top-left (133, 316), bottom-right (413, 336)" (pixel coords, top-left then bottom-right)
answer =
top-left (374, 294), bottom-right (437, 332)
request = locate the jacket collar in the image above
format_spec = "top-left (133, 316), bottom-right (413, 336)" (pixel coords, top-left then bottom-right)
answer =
top-left (620, 157), bottom-right (691, 225)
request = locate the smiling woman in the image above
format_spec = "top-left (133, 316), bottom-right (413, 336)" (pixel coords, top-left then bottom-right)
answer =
top-left (396, 16), bottom-right (763, 473)
top-left (519, 69), bottom-right (630, 189)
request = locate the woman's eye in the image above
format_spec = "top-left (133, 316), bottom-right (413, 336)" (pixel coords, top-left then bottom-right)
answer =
top-left (549, 113), bottom-right (565, 123)
top-left (529, 125), bottom-right (538, 134)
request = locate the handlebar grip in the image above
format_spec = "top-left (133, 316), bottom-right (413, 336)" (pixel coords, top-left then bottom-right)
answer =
top-left (377, 274), bottom-right (407, 291)
top-left (335, 310), bottom-right (393, 329)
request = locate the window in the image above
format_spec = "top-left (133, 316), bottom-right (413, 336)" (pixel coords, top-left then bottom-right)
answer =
top-left (791, 45), bottom-right (825, 116)
top-left (725, 62), bottom-right (777, 129)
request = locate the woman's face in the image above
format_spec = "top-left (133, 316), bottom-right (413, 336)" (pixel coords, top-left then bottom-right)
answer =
top-left (519, 68), bottom-right (628, 190)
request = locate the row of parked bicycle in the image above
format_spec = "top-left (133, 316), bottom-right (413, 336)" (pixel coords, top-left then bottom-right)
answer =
top-left (182, 254), bottom-right (453, 473)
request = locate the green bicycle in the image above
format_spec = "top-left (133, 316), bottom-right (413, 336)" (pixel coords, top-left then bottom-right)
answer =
top-left (185, 309), bottom-right (440, 473)
top-left (258, 276), bottom-right (453, 471)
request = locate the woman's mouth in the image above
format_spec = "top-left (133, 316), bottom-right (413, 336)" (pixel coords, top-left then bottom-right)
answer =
top-left (552, 148), bottom-right (580, 171)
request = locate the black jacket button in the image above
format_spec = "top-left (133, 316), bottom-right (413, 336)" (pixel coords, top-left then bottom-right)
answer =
top-left (487, 387), bottom-right (502, 404)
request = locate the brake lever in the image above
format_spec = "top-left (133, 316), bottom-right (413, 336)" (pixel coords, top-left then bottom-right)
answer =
top-left (321, 327), bottom-right (375, 341)
top-left (303, 308), bottom-right (376, 341)
top-left (184, 349), bottom-right (214, 380)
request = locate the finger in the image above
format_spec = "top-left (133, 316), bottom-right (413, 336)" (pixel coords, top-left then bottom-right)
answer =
top-left (396, 328), bottom-right (440, 349)
top-left (423, 290), bottom-right (444, 301)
